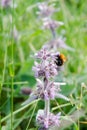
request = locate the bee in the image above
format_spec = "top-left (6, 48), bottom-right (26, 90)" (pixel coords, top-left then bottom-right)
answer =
top-left (55, 53), bottom-right (66, 66)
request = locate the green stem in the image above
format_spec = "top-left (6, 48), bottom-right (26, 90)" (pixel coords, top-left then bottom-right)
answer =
top-left (44, 78), bottom-right (50, 117)
top-left (11, 0), bottom-right (15, 129)
top-left (0, 3), bottom-right (7, 129)
top-left (25, 103), bottom-right (37, 130)
top-left (11, 76), bottom-right (14, 130)
top-left (1, 99), bottom-right (39, 123)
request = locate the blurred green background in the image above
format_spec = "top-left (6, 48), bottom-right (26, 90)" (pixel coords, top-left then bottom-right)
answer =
top-left (0, 0), bottom-right (87, 130)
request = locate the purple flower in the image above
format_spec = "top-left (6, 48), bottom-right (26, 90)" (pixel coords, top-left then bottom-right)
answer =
top-left (37, 2), bottom-right (55, 17)
top-left (32, 62), bottom-right (45, 77)
top-left (33, 47), bottom-right (60, 79)
top-left (44, 82), bottom-right (56, 100)
top-left (35, 79), bottom-right (60, 100)
top-left (1, 0), bottom-right (11, 7)
top-left (47, 38), bottom-right (74, 51)
top-left (35, 47), bottom-right (51, 60)
top-left (43, 18), bottom-right (64, 30)
top-left (32, 60), bottom-right (58, 79)
top-left (36, 110), bottom-right (61, 129)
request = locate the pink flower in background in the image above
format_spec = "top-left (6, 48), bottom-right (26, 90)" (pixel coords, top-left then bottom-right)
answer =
top-left (1, 0), bottom-right (11, 7)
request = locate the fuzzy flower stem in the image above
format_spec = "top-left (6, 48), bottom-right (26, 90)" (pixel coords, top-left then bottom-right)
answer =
top-left (45, 99), bottom-right (50, 117)
top-left (44, 78), bottom-right (50, 117)
top-left (50, 26), bottom-right (56, 39)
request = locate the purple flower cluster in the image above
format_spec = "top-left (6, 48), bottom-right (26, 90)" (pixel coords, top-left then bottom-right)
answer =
top-left (36, 110), bottom-right (61, 129)
top-left (32, 47), bottom-right (62, 129)
top-left (37, 2), bottom-right (56, 17)
top-left (33, 61), bottom-right (57, 79)
top-left (38, 2), bottom-right (73, 51)
top-left (32, 47), bottom-right (58, 79)
top-left (35, 79), bottom-right (60, 100)
top-left (35, 47), bottom-right (51, 60)
top-left (43, 18), bottom-right (64, 30)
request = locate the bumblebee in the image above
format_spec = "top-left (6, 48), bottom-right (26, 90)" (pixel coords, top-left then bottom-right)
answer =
top-left (55, 53), bottom-right (66, 66)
